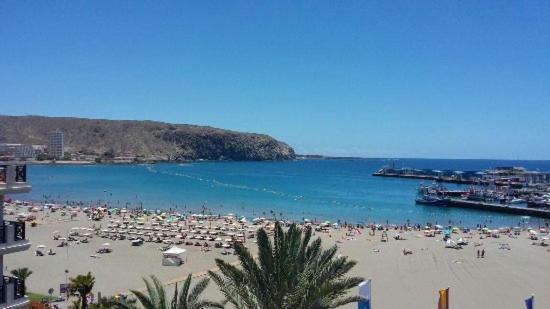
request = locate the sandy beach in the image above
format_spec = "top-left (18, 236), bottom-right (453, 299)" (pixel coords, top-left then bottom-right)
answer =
top-left (4, 207), bottom-right (549, 309)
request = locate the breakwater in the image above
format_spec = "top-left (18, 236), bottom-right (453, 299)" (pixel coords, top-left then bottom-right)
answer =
top-left (434, 198), bottom-right (550, 219)
top-left (373, 166), bottom-right (550, 188)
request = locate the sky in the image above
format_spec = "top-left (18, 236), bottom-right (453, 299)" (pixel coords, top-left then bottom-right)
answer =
top-left (1, 1), bottom-right (549, 159)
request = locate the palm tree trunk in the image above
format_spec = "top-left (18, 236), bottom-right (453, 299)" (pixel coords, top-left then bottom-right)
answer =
top-left (81, 293), bottom-right (87, 309)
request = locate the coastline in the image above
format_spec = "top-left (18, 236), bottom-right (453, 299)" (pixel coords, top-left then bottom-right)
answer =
top-left (4, 207), bottom-right (549, 309)
top-left (18, 159), bottom-right (550, 228)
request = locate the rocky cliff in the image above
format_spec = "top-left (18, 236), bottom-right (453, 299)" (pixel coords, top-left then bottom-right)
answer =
top-left (0, 115), bottom-right (295, 161)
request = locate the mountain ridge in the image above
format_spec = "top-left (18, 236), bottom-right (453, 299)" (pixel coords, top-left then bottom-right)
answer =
top-left (0, 115), bottom-right (295, 161)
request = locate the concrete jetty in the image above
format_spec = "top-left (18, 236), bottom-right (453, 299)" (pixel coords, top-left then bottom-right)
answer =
top-left (440, 198), bottom-right (550, 219)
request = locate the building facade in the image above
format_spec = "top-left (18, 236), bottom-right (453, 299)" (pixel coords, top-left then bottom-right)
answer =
top-left (0, 162), bottom-right (31, 308)
top-left (48, 131), bottom-right (64, 159)
top-left (0, 144), bottom-right (36, 160)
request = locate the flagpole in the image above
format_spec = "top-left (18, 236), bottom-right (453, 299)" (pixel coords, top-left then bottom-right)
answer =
top-left (369, 277), bottom-right (372, 308)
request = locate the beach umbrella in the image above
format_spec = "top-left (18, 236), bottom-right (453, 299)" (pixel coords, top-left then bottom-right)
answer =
top-left (101, 243), bottom-right (111, 247)
top-left (164, 246), bottom-right (186, 255)
top-left (36, 245), bottom-right (46, 249)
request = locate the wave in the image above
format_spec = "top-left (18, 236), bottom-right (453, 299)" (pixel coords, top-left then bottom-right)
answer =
top-left (144, 165), bottom-right (301, 199)
top-left (143, 165), bottom-right (370, 210)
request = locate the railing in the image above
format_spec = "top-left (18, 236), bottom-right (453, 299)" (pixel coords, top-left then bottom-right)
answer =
top-left (0, 163), bottom-right (30, 192)
top-left (0, 164), bottom-right (27, 183)
top-left (0, 276), bottom-right (25, 304)
top-left (10, 221), bottom-right (26, 241)
top-left (0, 283), bottom-right (5, 304)
top-left (4, 276), bottom-right (25, 299)
top-left (15, 165), bottom-right (26, 183)
top-left (0, 221), bottom-right (26, 244)
top-left (0, 165), bottom-right (6, 183)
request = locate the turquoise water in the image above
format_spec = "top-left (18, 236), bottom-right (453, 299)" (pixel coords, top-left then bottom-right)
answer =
top-left (18, 159), bottom-right (550, 227)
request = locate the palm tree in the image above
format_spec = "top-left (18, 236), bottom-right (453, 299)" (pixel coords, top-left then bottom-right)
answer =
top-left (69, 272), bottom-right (95, 309)
top-left (209, 223), bottom-right (364, 309)
top-left (88, 296), bottom-right (136, 309)
top-left (10, 267), bottom-right (32, 294)
top-left (113, 274), bottom-right (222, 309)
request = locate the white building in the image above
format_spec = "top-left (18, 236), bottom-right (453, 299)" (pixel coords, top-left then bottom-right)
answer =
top-left (48, 131), bottom-right (64, 159)
top-left (0, 162), bottom-right (31, 308)
top-left (0, 144), bottom-right (35, 160)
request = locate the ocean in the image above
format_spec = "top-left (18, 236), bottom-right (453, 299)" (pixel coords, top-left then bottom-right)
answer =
top-left (18, 159), bottom-right (550, 227)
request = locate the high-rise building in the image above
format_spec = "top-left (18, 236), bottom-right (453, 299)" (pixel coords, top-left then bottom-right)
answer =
top-left (48, 131), bottom-right (64, 159)
top-left (0, 162), bottom-right (31, 308)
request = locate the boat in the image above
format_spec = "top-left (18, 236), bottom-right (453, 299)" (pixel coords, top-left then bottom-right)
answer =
top-left (415, 195), bottom-right (446, 206)
top-left (509, 198), bottom-right (525, 204)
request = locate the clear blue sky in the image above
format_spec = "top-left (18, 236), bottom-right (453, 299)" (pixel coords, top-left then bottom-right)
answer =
top-left (1, 1), bottom-right (549, 159)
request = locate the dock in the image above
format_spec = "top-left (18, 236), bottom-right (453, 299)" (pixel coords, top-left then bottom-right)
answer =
top-left (436, 198), bottom-right (550, 219)
top-left (373, 171), bottom-right (477, 184)
top-left (373, 166), bottom-right (550, 188)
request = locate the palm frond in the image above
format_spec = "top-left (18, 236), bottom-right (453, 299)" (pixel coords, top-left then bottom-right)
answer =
top-left (209, 222), bottom-right (363, 309)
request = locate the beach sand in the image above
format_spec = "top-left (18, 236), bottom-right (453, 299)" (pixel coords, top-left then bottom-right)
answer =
top-left (5, 210), bottom-right (549, 308)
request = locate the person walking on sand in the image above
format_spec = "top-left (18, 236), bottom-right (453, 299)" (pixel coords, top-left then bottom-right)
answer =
top-left (477, 249), bottom-right (480, 258)
top-left (481, 249), bottom-right (485, 258)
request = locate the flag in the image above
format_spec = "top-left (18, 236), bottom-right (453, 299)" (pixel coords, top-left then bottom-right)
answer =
top-left (438, 287), bottom-right (449, 309)
top-left (358, 299), bottom-right (370, 309)
top-left (525, 295), bottom-right (534, 309)
top-left (358, 279), bottom-right (371, 309)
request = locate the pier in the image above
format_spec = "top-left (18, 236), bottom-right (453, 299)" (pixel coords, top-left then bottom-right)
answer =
top-left (373, 166), bottom-right (550, 188)
top-left (433, 198), bottom-right (550, 219)
top-left (373, 171), bottom-right (477, 184)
